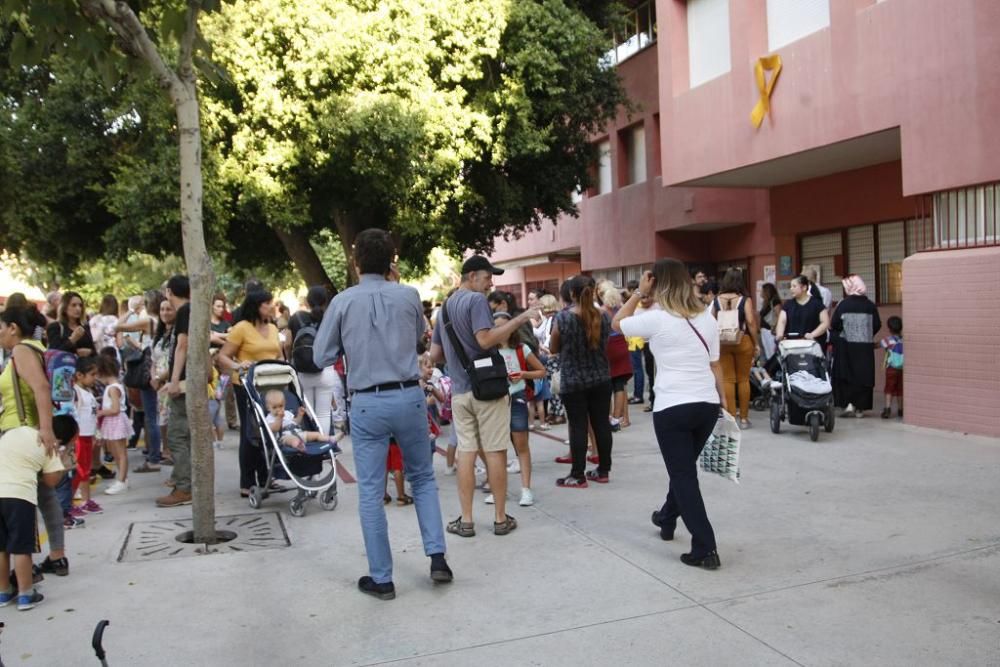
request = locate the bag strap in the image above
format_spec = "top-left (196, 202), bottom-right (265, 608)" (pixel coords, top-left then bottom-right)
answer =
top-left (515, 344), bottom-right (527, 371)
top-left (440, 300), bottom-right (472, 370)
top-left (686, 319), bottom-right (711, 356)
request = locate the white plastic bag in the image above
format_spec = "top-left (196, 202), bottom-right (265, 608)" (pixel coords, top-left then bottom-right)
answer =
top-left (700, 409), bottom-right (741, 483)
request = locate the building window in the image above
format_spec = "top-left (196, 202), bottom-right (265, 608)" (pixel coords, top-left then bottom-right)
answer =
top-left (621, 123), bottom-right (646, 186)
top-left (602, 1), bottom-right (657, 67)
top-left (596, 139), bottom-right (612, 195)
top-left (847, 225), bottom-right (876, 300)
top-left (766, 0), bottom-right (830, 51)
top-left (877, 222), bottom-right (905, 304)
top-left (800, 231), bottom-right (843, 299)
top-left (932, 184), bottom-right (1000, 248)
top-left (687, 0), bottom-right (731, 87)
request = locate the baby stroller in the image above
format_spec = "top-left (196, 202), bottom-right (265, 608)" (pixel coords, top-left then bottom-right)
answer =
top-left (769, 339), bottom-right (835, 441)
top-left (242, 361), bottom-right (340, 517)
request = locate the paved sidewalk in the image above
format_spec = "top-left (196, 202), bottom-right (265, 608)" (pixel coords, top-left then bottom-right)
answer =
top-left (2, 406), bottom-right (998, 665)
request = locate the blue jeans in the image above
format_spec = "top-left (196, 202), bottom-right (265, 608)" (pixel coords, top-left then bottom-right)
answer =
top-left (630, 349), bottom-right (645, 399)
top-left (350, 385), bottom-right (447, 583)
top-left (140, 386), bottom-right (162, 463)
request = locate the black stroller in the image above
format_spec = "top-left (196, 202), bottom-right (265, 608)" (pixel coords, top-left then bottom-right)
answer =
top-left (242, 361), bottom-right (340, 517)
top-left (769, 339), bottom-right (835, 441)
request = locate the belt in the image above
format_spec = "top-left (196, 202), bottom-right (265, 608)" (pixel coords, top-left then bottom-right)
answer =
top-left (354, 380), bottom-right (419, 394)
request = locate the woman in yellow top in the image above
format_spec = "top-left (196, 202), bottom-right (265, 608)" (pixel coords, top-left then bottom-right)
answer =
top-left (1, 306), bottom-right (69, 577)
top-left (217, 290), bottom-right (282, 497)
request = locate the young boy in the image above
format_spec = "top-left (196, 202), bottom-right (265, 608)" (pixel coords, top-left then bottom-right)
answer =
top-left (263, 390), bottom-right (342, 453)
top-left (0, 426), bottom-right (66, 611)
top-left (880, 316), bottom-right (904, 419)
top-left (72, 357), bottom-right (102, 516)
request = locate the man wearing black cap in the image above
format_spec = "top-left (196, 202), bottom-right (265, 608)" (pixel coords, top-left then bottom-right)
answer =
top-left (430, 256), bottom-right (539, 538)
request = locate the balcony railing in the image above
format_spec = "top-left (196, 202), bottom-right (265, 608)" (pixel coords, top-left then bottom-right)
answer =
top-left (914, 182), bottom-right (1000, 252)
top-left (600, 1), bottom-right (657, 68)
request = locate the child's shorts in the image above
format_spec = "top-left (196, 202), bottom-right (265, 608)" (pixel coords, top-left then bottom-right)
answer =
top-left (0, 498), bottom-right (39, 555)
top-left (884, 368), bottom-right (903, 397)
top-left (510, 391), bottom-right (529, 433)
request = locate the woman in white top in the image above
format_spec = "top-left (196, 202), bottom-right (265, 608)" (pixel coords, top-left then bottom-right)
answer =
top-left (613, 258), bottom-right (727, 570)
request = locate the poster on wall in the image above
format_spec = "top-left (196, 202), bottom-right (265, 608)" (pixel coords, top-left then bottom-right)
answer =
top-left (779, 255), bottom-right (793, 277)
top-left (763, 264), bottom-right (776, 285)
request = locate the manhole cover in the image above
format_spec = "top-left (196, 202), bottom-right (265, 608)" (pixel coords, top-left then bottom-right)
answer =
top-left (118, 512), bottom-right (290, 562)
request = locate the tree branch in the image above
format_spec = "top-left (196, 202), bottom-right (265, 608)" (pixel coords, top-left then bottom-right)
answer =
top-left (78, 0), bottom-right (180, 93)
top-left (179, 2), bottom-right (200, 81)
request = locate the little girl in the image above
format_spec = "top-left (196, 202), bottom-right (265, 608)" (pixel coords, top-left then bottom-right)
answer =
top-left (97, 355), bottom-right (133, 495)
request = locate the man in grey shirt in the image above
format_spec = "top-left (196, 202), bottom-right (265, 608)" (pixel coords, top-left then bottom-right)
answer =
top-left (313, 228), bottom-right (450, 600)
top-left (430, 256), bottom-right (538, 538)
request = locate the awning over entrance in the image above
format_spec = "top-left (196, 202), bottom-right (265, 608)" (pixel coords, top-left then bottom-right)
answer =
top-left (678, 127), bottom-right (901, 188)
top-left (493, 249), bottom-right (581, 272)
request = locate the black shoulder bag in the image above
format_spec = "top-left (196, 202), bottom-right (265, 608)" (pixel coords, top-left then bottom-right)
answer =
top-left (440, 300), bottom-right (509, 401)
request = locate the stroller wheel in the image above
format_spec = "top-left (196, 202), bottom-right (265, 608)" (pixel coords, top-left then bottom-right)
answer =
top-left (824, 406), bottom-right (836, 433)
top-left (289, 500), bottom-right (306, 517)
top-left (248, 486), bottom-right (264, 509)
top-left (320, 487), bottom-right (339, 511)
top-left (809, 413), bottom-right (821, 442)
top-left (769, 401), bottom-right (781, 434)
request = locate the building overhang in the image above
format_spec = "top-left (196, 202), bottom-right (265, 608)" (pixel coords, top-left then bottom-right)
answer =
top-left (676, 127), bottom-right (901, 188)
top-left (493, 249), bottom-right (581, 272)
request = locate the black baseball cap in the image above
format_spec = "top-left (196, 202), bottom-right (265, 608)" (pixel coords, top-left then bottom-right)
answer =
top-left (461, 255), bottom-right (505, 276)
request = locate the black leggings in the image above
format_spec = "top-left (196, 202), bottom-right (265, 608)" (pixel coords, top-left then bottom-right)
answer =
top-left (652, 402), bottom-right (719, 557)
top-left (235, 384), bottom-right (269, 490)
top-left (561, 382), bottom-right (613, 478)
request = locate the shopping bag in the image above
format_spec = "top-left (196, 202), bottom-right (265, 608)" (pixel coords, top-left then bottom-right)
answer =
top-left (700, 409), bottom-right (741, 483)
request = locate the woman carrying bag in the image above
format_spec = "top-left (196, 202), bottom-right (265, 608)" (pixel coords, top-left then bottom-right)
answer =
top-left (613, 259), bottom-right (727, 570)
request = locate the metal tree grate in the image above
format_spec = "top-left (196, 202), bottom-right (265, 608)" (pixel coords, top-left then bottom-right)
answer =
top-left (118, 512), bottom-right (290, 563)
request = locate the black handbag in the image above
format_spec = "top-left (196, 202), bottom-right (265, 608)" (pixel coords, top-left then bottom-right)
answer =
top-left (124, 347), bottom-right (152, 389)
top-left (440, 300), bottom-right (509, 401)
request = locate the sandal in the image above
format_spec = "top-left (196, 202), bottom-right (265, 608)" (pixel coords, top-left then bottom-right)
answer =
top-left (133, 462), bottom-right (161, 473)
top-left (447, 516), bottom-right (475, 538)
top-left (396, 494), bottom-right (414, 506)
top-left (554, 455), bottom-right (573, 464)
top-left (493, 514), bottom-right (518, 536)
top-left (587, 454), bottom-right (599, 465)
top-left (383, 494), bottom-right (392, 505)
top-left (556, 475), bottom-right (589, 489)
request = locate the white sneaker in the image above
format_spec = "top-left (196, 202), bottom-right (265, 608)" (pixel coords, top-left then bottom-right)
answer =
top-left (443, 465), bottom-right (457, 476)
top-left (507, 458), bottom-right (521, 474)
top-left (519, 488), bottom-right (534, 506)
top-left (104, 479), bottom-right (129, 495)
top-left (474, 464), bottom-right (486, 475)
top-left (213, 440), bottom-right (223, 450)
top-left (484, 494), bottom-right (495, 505)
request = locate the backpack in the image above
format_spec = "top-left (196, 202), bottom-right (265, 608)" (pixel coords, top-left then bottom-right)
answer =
top-left (715, 296), bottom-right (745, 346)
top-left (15, 345), bottom-right (77, 417)
top-left (291, 322), bottom-right (321, 374)
top-left (884, 336), bottom-right (904, 370)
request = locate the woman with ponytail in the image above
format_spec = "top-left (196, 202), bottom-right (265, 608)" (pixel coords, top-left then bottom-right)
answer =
top-left (548, 275), bottom-right (613, 487)
top-left (288, 285), bottom-right (336, 435)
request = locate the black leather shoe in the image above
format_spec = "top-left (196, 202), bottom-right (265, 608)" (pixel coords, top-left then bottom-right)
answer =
top-left (650, 511), bottom-right (674, 541)
top-left (430, 554), bottom-right (453, 583)
top-left (358, 576), bottom-right (396, 600)
top-left (680, 551), bottom-right (721, 570)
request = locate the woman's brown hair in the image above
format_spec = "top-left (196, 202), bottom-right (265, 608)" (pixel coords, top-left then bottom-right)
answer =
top-left (652, 258), bottom-right (705, 319)
top-left (568, 275), bottom-right (602, 349)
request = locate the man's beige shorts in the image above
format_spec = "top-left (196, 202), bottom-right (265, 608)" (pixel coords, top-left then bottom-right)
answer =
top-left (452, 392), bottom-right (511, 453)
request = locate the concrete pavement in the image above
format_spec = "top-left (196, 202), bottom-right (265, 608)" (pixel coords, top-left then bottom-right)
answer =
top-left (2, 405), bottom-right (998, 665)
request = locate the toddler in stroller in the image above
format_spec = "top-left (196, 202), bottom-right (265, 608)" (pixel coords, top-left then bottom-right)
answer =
top-left (264, 390), bottom-right (342, 454)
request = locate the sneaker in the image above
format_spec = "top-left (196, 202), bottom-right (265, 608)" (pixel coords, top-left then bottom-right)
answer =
top-left (555, 475), bottom-right (588, 489)
top-left (357, 576), bottom-right (395, 600)
top-left (881, 408), bottom-right (891, 419)
top-left (483, 494), bottom-right (495, 505)
top-left (213, 440), bottom-right (223, 450)
top-left (81, 500), bottom-right (104, 514)
top-left (429, 554), bottom-right (453, 583)
top-left (537, 423), bottom-right (552, 431)
top-left (17, 589), bottom-right (44, 611)
top-left (519, 488), bottom-right (534, 506)
top-left (585, 469), bottom-right (609, 484)
top-left (40, 556), bottom-right (69, 577)
top-left (10, 565), bottom-right (44, 587)
top-left (155, 489), bottom-right (193, 507)
top-left (0, 589), bottom-right (15, 607)
top-left (73, 489), bottom-right (83, 501)
top-left (507, 458), bottom-right (520, 474)
top-left (628, 397), bottom-right (644, 405)
top-left (610, 418), bottom-right (621, 432)
top-left (104, 479), bottom-right (129, 495)
top-left (443, 465), bottom-right (457, 476)
top-left (96, 466), bottom-right (116, 480)
top-left (63, 515), bottom-right (85, 529)
top-left (69, 506), bottom-right (87, 520)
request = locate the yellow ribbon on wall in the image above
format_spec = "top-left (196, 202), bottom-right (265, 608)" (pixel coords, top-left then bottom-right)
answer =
top-left (750, 55), bottom-right (782, 129)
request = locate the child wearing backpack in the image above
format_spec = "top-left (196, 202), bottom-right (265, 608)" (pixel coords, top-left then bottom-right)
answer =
top-left (880, 316), bottom-right (904, 419)
top-left (97, 355), bottom-right (132, 495)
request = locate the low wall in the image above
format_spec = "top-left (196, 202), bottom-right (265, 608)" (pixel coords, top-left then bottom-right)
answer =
top-left (902, 248), bottom-right (1000, 437)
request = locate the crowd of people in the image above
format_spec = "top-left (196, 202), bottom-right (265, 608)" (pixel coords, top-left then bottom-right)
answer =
top-left (0, 234), bottom-right (904, 607)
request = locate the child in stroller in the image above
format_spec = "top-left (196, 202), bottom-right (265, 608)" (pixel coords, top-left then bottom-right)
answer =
top-left (264, 390), bottom-right (342, 454)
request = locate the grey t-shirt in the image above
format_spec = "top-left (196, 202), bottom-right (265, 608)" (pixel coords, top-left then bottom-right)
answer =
top-left (432, 289), bottom-right (496, 395)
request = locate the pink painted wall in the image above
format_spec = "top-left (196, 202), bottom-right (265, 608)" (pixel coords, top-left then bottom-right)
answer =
top-left (902, 247), bottom-right (1000, 437)
top-left (658, 0), bottom-right (1000, 195)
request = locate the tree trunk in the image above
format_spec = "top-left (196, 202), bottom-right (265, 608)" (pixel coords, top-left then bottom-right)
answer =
top-left (333, 210), bottom-right (360, 286)
top-left (172, 79), bottom-right (217, 544)
top-left (274, 227), bottom-right (337, 294)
